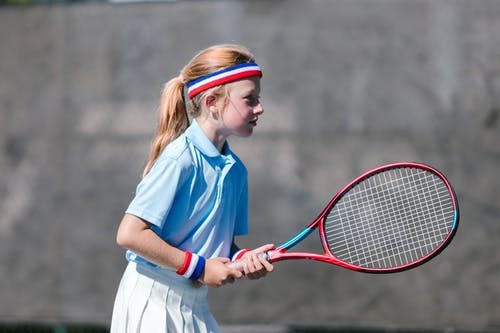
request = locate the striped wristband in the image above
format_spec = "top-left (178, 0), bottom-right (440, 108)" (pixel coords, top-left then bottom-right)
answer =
top-left (176, 251), bottom-right (206, 281)
top-left (231, 249), bottom-right (251, 262)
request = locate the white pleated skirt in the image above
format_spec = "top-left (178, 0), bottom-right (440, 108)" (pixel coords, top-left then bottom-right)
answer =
top-left (110, 262), bottom-right (221, 333)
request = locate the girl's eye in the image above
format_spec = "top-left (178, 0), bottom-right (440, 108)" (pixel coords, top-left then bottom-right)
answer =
top-left (246, 96), bottom-right (260, 106)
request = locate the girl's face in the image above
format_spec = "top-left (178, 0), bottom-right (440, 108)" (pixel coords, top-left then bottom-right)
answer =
top-left (220, 77), bottom-right (263, 137)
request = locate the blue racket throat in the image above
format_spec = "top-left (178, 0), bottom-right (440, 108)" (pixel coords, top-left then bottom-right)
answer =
top-left (277, 227), bottom-right (314, 250)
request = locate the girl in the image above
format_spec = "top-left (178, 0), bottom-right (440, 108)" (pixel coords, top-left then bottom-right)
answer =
top-left (110, 44), bottom-right (274, 333)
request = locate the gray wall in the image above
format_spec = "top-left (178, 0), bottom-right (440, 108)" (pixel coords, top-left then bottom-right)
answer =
top-left (1, 0), bottom-right (499, 330)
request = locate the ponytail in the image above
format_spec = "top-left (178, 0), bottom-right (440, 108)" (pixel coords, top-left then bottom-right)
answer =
top-left (143, 77), bottom-right (188, 176)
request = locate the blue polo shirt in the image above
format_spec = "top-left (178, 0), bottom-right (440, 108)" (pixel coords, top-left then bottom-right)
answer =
top-left (125, 120), bottom-right (249, 266)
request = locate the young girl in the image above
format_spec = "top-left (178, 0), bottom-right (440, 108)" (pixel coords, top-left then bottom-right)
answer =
top-left (110, 44), bottom-right (274, 333)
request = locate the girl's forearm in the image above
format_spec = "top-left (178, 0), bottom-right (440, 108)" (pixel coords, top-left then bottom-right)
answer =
top-left (116, 213), bottom-right (186, 271)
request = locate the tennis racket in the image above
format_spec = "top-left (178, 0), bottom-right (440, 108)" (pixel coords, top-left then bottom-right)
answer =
top-left (230, 162), bottom-right (459, 273)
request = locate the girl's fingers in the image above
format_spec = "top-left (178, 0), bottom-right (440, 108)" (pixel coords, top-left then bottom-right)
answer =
top-left (251, 253), bottom-right (263, 271)
top-left (243, 253), bottom-right (267, 280)
top-left (251, 243), bottom-right (275, 254)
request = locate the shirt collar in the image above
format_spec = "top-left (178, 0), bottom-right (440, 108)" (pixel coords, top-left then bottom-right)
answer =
top-left (185, 119), bottom-right (233, 159)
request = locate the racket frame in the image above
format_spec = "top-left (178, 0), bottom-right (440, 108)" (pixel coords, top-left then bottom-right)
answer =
top-left (266, 162), bottom-right (459, 273)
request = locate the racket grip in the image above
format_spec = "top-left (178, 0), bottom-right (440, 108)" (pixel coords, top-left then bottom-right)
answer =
top-left (227, 252), bottom-right (270, 272)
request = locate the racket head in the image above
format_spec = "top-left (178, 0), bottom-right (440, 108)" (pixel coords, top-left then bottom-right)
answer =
top-left (317, 162), bottom-right (459, 273)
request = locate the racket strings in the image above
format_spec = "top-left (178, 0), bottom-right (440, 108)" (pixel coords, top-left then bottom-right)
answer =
top-left (345, 173), bottom-right (452, 267)
top-left (324, 167), bottom-right (455, 270)
top-left (349, 171), bottom-right (452, 267)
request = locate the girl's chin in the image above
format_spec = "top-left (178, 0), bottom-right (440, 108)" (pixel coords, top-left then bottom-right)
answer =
top-left (236, 128), bottom-right (254, 137)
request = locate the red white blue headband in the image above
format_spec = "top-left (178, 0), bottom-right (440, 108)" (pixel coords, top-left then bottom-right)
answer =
top-left (186, 62), bottom-right (262, 99)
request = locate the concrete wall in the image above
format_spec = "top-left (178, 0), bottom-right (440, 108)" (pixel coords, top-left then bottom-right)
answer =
top-left (0, 0), bottom-right (499, 330)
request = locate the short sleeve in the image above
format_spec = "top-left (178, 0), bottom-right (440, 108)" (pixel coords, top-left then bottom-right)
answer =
top-left (126, 158), bottom-right (188, 228)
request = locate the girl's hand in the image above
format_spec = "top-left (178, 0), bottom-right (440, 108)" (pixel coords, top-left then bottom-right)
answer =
top-left (196, 257), bottom-right (243, 288)
top-left (240, 244), bottom-right (275, 280)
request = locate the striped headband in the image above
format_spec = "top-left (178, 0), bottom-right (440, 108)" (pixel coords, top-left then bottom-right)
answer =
top-left (186, 62), bottom-right (262, 99)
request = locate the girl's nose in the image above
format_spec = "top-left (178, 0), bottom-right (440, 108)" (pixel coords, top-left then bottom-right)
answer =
top-left (254, 102), bottom-right (264, 115)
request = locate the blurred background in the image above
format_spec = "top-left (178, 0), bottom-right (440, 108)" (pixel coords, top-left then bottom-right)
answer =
top-left (0, 0), bottom-right (499, 332)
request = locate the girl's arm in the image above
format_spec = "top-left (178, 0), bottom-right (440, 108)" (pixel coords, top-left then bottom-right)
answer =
top-left (116, 213), bottom-right (242, 287)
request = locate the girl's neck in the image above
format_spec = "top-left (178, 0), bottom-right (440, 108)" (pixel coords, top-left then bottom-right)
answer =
top-left (196, 118), bottom-right (227, 153)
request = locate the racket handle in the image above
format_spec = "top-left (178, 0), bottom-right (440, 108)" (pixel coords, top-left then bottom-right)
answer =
top-left (227, 252), bottom-right (270, 272)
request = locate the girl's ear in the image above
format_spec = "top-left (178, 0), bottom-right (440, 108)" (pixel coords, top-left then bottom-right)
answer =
top-left (204, 94), bottom-right (219, 116)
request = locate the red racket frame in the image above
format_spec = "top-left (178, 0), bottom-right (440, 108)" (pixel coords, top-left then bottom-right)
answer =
top-left (264, 162), bottom-right (459, 273)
